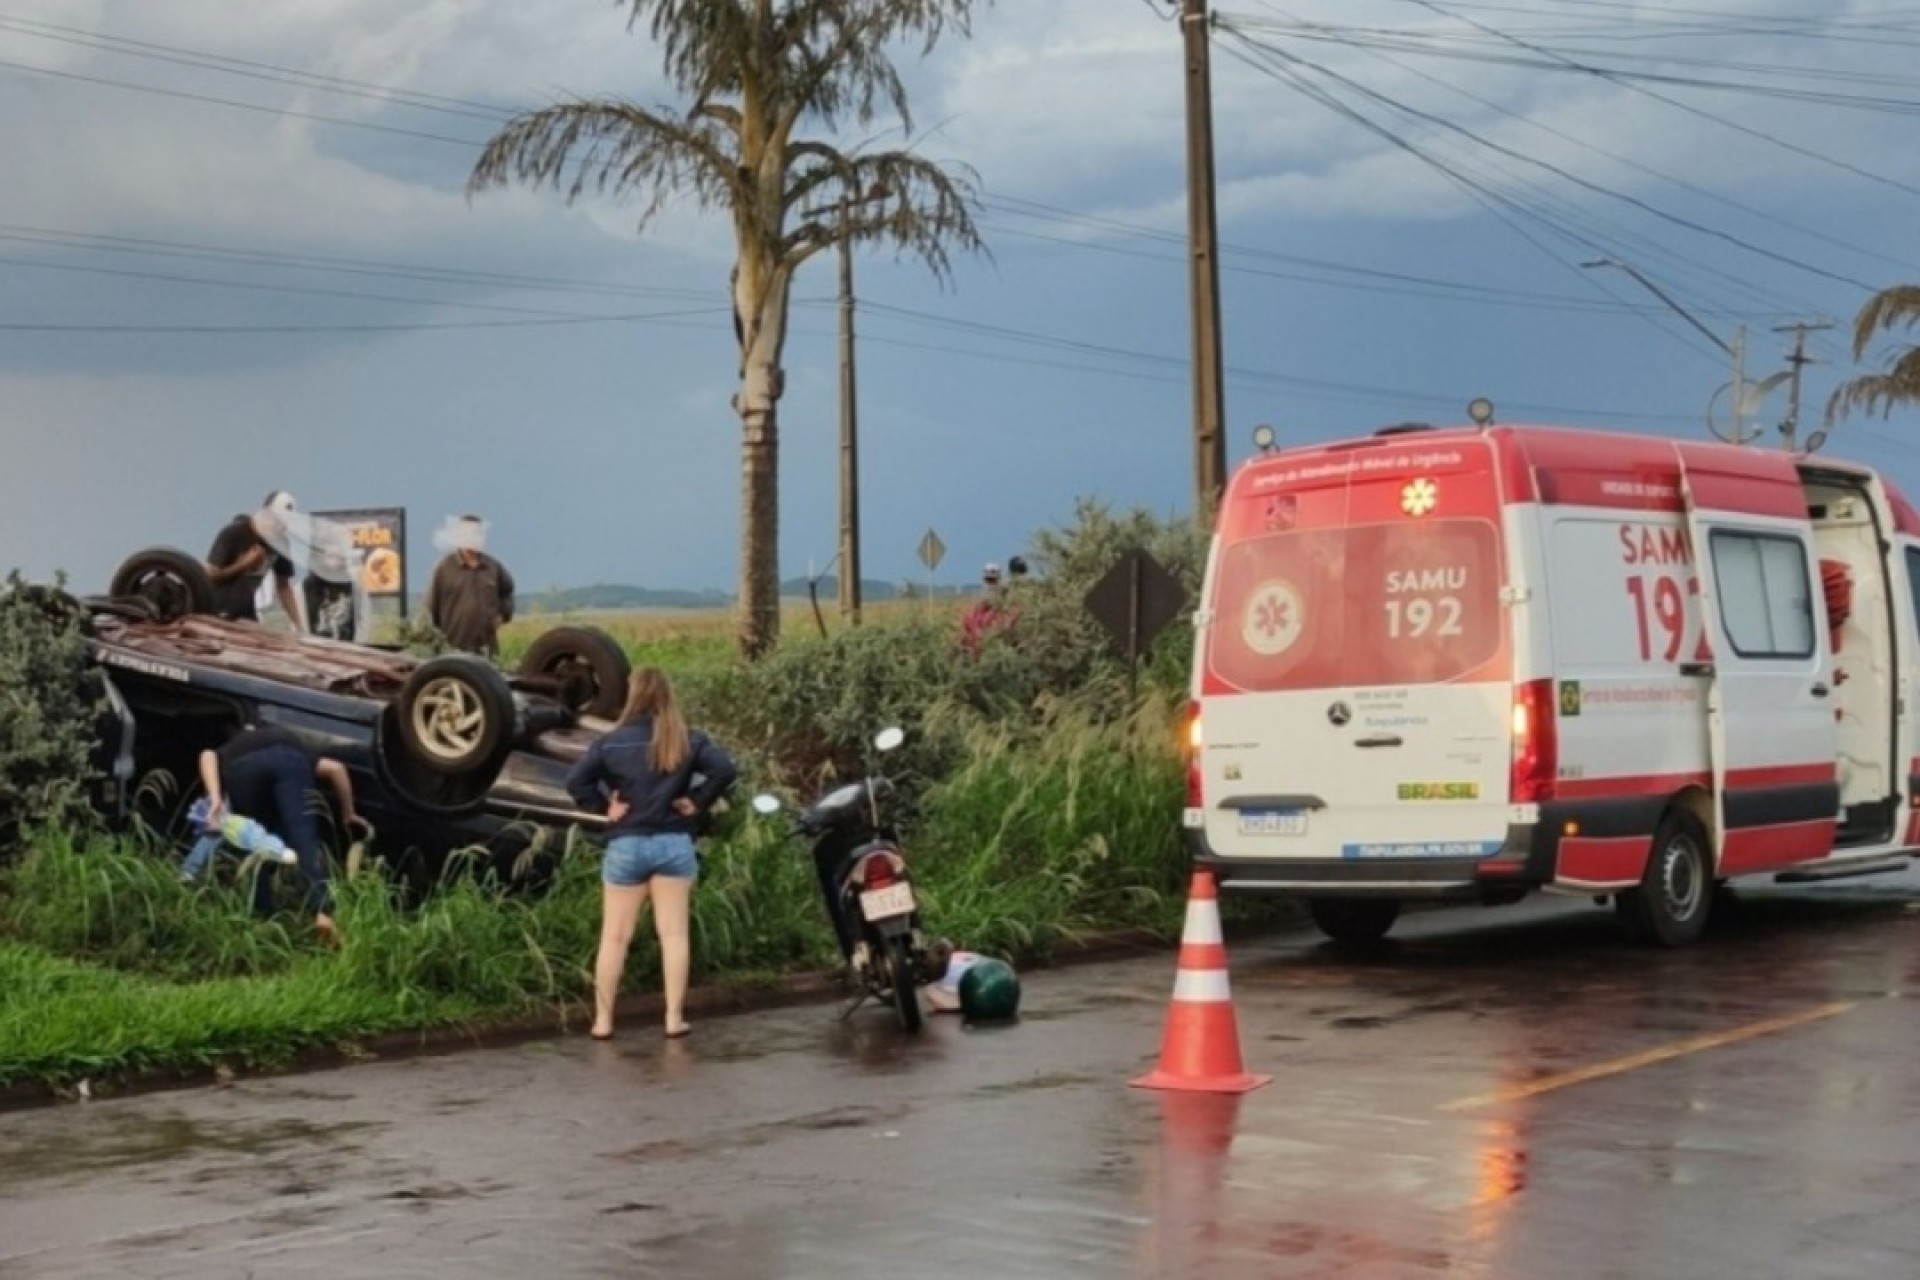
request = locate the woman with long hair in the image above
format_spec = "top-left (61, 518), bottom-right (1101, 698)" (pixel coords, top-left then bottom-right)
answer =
top-left (565, 667), bottom-right (737, 1040)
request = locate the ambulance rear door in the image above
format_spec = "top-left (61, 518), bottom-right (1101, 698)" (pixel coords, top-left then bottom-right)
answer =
top-left (1194, 436), bottom-right (1514, 870)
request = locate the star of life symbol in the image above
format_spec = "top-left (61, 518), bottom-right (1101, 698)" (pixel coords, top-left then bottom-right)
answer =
top-left (1242, 579), bottom-right (1304, 656)
top-left (1400, 477), bottom-right (1439, 516)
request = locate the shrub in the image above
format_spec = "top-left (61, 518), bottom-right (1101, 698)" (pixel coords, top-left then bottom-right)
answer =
top-left (683, 499), bottom-right (1206, 794)
top-left (0, 576), bottom-right (105, 856)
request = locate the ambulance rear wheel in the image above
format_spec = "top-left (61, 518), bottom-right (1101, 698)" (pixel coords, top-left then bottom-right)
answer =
top-left (1617, 810), bottom-right (1712, 947)
top-left (1308, 897), bottom-right (1400, 949)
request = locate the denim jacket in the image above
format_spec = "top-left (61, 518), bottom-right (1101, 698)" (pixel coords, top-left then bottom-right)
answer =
top-left (564, 717), bottom-right (737, 837)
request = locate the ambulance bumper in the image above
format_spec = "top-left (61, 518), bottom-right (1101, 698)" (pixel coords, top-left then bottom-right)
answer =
top-left (1189, 822), bottom-right (1548, 901)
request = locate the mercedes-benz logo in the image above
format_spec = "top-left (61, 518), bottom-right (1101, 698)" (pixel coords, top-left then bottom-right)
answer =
top-left (1327, 701), bottom-right (1351, 726)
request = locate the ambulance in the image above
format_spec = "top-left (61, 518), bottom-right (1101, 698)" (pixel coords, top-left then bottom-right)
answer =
top-left (1184, 422), bottom-right (1920, 947)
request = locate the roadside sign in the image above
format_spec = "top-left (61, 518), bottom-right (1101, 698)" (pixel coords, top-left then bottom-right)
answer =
top-left (316, 507), bottom-right (408, 602)
top-left (918, 529), bottom-right (946, 572)
top-left (1085, 547), bottom-right (1188, 665)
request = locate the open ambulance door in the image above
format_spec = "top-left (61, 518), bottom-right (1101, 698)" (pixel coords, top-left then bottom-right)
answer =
top-left (1679, 452), bottom-right (1839, 873)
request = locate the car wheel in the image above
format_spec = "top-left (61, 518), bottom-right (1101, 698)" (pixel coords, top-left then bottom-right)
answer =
top-left (395, 656), bottom-right (516, 778)
top-left (109, 548), bottom-right (214, 622)
top-left (1307, 897), bottom-right (1401, 949)
top-left (1615, 810), bottom-right (1713, 947)
top-left (515, 625), bottom-right (631, 719)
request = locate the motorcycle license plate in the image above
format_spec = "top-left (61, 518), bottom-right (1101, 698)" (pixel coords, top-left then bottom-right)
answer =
top-left (859, 883), bottom-right (916, 921)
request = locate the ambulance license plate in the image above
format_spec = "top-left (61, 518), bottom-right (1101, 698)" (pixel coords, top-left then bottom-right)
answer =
top-left (860, 883), bottom-right (916, 920)
top-left (1237, 809), bottom-right (1308, 836)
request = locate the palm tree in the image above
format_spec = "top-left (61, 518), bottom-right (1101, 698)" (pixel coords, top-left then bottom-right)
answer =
top-left (469, 0), bottom-right (988, 657)
top-left (1827, 284), bottom-right (1920, 423)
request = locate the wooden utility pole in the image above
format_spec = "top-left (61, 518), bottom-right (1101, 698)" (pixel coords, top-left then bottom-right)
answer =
top-left (1772, 319), bottom-right (1834, 453)
top-left (836, 197), bottom-right (863, 625)
top-left (1180, 0), bottom-right (1229, 513)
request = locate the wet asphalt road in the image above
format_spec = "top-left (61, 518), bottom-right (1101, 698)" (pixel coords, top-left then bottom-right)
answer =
top-left (4, 875), bottom-right (1920, 1280)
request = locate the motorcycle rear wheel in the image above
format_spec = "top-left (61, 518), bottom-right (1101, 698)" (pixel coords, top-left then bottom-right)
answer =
top-left (881, 933), bottom-right (924, 1033)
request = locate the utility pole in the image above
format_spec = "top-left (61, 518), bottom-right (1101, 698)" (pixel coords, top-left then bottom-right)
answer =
top-left (1582, 257), bottom-right (1754, 445)
top-left (1179, 0), bottom-right (1228, 514)
top-left (836, 195), bottom-right (862, 625)
top-left (1772, 319), bottom-right (1834, 453)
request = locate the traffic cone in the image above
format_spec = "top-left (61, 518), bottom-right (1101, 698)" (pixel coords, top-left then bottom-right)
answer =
top-left (1131, 868), bottom-right (1271, 1093)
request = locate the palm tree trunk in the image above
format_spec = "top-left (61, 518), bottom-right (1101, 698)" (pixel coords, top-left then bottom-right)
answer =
top-left (738, 399), bottom-right (779, 658)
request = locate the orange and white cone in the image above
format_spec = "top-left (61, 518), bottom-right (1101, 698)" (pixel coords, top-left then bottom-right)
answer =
top-left (1131, 868), bottom-right (1271, 1093)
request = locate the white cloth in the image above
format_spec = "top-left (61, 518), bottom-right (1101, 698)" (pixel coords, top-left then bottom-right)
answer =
top-left (927, 950), bottom-right (985, 1013)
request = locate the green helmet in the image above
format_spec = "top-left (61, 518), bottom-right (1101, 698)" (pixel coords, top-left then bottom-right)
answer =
top-left (958, 957), bottom-right (1021, 1021)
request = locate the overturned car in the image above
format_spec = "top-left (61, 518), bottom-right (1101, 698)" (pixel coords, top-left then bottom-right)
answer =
top-left (87, 547), bottom-right (633, 876)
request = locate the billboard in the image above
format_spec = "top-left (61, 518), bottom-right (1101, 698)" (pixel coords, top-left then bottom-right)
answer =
top-left (315, 507), bottom-right (409, 603)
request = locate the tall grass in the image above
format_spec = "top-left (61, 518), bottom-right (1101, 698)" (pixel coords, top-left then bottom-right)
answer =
top-left (911, 697), bottom-right (1188, 957)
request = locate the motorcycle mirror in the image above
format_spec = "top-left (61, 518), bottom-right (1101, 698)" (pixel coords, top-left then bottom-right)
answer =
top-left (751, 794), bottom-right (782, 815)
top-left (873, 726), bottom-right (905, 753)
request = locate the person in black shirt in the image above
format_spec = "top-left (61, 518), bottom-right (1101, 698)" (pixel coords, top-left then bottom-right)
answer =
top-left (206, 490), bottom-right (306, 631)
top-left (199, 723), bottom-right (368, 943)
top-left (566, 667), bottom-right (736, 1040)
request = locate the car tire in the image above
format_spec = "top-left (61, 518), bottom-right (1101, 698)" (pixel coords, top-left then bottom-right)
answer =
top-left (109, 548), bottom-right (214, 622)
top-left (1615, 809), bottom-right (1713, 947)
top-left (516, 625), bottom-right (631, 719)
top-left (395, 656), bottom-right (517, 779)
top-left (1307, 897), bottom-right (1401, 949)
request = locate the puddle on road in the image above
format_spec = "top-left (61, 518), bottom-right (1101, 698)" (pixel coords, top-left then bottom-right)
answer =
top-left (608, 1104), bottom-right (910, 1163)
top-left (971, 1072), bottom-right (1097, 1097)
top-left (0, 1112), bottom-right (381, 1191)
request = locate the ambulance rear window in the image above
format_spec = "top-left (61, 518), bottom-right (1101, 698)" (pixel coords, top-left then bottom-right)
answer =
top-left (1206, 519), bottom-right (1504, 691)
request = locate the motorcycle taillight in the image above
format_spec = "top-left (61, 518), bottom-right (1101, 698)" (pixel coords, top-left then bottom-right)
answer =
top-left (862, 857), bottom-right (898, 890)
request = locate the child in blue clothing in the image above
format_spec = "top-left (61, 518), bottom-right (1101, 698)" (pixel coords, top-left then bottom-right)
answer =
top-left (179, 795), bottom-right (298, 883)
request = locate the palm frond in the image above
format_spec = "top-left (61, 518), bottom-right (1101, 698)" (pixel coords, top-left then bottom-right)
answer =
top-left (781, 144), bottom-right (983, 280)
top-left (1850, 284), bottom-right (1920, 359)
top-left (1827, 346), bottom-right (1920, 421)
top-left (466, 101), bottom-right (743, 228)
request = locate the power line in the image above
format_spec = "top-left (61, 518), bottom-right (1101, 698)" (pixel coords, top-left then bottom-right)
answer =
top-left (0, 14), bottom-right (519, 122)
top-left (0, 305), bottom-right (731, 334)
top-left (0, 56), bottom-right (486, 149)
top-left (1219, 21), bottom-right (1876, 291)
top-left (0, 224), bottom-right (715, 303)
top-left (1243, 2), bottom-right (1919, 279)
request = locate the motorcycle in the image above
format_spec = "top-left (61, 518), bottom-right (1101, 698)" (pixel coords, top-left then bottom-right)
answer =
top-left (753, 727), bottom-right (942, 1033)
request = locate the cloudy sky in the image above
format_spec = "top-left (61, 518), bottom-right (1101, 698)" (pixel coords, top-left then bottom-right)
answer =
top-left (3, 0), bottom-right (1917, 603)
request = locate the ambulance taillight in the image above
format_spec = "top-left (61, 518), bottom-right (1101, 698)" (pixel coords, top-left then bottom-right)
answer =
top-left (1184, 701), bottom-right (1204, 808)
top-left (1510, 679), bottom-right (1558, 803)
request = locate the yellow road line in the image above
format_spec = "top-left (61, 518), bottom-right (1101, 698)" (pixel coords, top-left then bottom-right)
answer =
top-left (1439, 1000), bottom-right (1857, 1113)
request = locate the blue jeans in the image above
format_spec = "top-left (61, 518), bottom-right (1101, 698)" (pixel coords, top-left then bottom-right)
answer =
top-left (224, 743), bottom-right (329, 916)
top-left (181, 832), bottom-right (223, 880)
top-left (603, 833), bottom-right (698, 886)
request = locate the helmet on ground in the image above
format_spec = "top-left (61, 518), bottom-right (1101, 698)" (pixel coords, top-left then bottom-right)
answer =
top-left (958, 956), bottom-right (1021, 1021)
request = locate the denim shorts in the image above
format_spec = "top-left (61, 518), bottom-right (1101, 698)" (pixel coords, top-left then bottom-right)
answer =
top-left (602, 833), bottom-right (699, 886)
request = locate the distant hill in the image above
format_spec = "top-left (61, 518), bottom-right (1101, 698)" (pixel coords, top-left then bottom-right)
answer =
top-left (529, 583), bottom-right (731, 612)
top-left (528, 576), bottom-right (965, 613)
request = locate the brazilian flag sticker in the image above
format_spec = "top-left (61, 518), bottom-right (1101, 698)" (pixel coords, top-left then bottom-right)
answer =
top-left (1559, 681), bottom-right (1582, 717)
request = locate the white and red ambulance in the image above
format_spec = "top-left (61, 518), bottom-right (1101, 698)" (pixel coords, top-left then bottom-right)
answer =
top-left (1185, 422), bottom-right (1920, 947)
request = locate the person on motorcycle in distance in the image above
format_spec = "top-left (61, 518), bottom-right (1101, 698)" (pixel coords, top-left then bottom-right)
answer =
top-left (566, 667), bottom-right (737, 1041)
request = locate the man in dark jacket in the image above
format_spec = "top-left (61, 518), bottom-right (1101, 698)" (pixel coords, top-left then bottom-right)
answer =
top-left (424, 514), bottom-right (515, 655)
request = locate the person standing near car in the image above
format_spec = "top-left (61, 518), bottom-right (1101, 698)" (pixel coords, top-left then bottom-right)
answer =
top-left (565, 667), bottom-right (737, 1041)
top-left (424, 514), bottom-right (516, 656)
top-left (207, 490), bottom-right (306, 632)
top-left (200, 721), bottom-right (369, 945)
